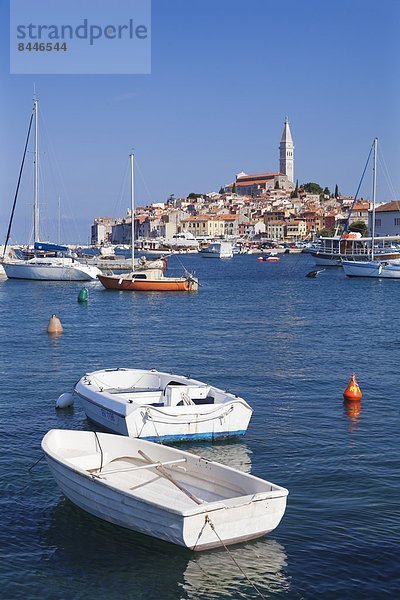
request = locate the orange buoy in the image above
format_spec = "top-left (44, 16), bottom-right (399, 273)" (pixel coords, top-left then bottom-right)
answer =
top-left (47, 314), bottom-right (63, 335)
top-left (343, 373), bottom-right (362, 401)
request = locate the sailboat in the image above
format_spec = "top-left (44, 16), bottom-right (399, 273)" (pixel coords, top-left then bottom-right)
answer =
top-left (2, 98), bottom-right (101, 282)
top-left (97, 154), bottom-right (199, 292)
top-left (342, 138), bottom-right (400, 279)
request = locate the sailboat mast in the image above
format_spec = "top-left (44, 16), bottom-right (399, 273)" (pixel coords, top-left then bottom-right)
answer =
top-left (130, 153), bottom-right (135, 271)
top-left (371, 137), bottom-right (377, 261)
top-left (33, 98), bottom-right (39, 243)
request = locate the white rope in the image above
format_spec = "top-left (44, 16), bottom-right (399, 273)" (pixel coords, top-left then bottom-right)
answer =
top-left (143, 404), bottom-right (234, 424)
top-left (204, 516), bottom-right (267, 599)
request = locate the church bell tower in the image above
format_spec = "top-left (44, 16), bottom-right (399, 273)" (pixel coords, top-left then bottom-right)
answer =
top-left (279, 117), bottom-right (294, 184)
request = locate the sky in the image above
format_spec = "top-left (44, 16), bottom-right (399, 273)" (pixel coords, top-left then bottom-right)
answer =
top-left (1, 0), bottom-right (400, 244)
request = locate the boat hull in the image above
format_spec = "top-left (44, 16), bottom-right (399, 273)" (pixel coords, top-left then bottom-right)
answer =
top-left (42, 430), bottom-right (288, 550)
top-left (78, 394), bottom-right (251, 442)
top-left (98, 274), bottom-right (197, 291)
top-left (3, 261), bottom-right (100, 281)
top-left (74, 368), bottom-right (252, 442)
top-left (342, 260), bottom-right (400, 278)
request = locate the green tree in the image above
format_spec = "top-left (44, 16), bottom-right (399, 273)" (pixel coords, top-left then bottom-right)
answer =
top-left (232, 182), bottom-right (236, 194)
top-left (274, 180), bottom-right (280, 189)
top-left (303, 182), bottom-right (324, 195)
top-left (290, 179), bottom-right (299, 198)
top-left (219, 186), bottom-right (225, 194)
top-left (323, 187), bottom-right (330, 196)
top-left (348, 220), bottom-right (368, 235)
top-left (334, 184), bottom-right (339, 198)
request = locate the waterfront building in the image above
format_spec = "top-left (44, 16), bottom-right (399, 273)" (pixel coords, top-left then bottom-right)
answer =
top-left (265, 220), bottom-right (287, 241)
top-left (91, 217), bottom-right (121, 245)
top-left (368, 201), bottom-right (400, 236)
top-left (286, 220), bottom-right (307, 241)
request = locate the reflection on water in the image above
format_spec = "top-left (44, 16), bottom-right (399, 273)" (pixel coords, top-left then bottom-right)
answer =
top-left (182, 538), bottom-right (289, 599)
top-left (41, 498), bottom-right (288, 599)
top-left (343, 399), bottom-right (362, 428)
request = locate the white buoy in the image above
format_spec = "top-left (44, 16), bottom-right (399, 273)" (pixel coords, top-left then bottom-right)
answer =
top-left (56, 392), bottom-right (74, 409)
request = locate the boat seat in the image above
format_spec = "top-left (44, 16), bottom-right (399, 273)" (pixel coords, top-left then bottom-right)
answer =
top-left (108, 387), bottom-right (162, 394)
top-left (192, 396), bottom-right (215, 405)
top-left (67, 452), bottom-right (108, 471)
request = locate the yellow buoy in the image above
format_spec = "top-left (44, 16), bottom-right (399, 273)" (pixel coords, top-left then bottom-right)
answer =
top-left (47, 314), bottom-right (63, 334)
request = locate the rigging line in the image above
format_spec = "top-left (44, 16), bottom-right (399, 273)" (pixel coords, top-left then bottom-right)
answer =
top-left (112, 157), bottom-right (130, 222)
top-left (378, 144), bottom-right (399, 204)
top-left (340, 141), bottom-right (374, 237)
top-left (3, 109), bottom-right (34, 260)
top-left (134, 157), bottom-right (156, 206)
top-left (39, 108), bottom-right (81, 243)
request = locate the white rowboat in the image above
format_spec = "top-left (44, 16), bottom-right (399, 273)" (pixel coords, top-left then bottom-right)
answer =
top-left (74, 368), bottom-right (253, 442)
top-left (42, 429), bottom-right (288, 550)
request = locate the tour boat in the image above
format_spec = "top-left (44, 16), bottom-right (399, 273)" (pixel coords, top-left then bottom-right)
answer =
top-left (97, 154), bottom-right (198, 292)
top-left (42, 429), bottom-right (288, 550)
top-left (2, 98), bottom-right (101, 282)
top-left (74, 367), bottom-right (253, 442)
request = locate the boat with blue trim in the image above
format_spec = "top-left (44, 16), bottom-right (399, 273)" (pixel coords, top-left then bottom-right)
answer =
top-left (74, 368), bottom-right (253, 442)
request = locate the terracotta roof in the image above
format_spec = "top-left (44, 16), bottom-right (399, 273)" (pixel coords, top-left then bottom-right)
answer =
top-left (375, 201), bottom-right (400, 213)
top-left (237, 172), bottom-right (280, 182)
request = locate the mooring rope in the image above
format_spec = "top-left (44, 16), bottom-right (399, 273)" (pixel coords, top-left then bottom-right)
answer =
top-left (203, 515), bottom-right (267, 599)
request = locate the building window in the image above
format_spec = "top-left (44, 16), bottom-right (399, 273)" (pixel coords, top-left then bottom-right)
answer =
top-left (395, 218), bottom-right (400, 226)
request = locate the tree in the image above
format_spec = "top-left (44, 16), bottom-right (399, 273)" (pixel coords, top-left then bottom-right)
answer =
top-left (348, 220), bottom-right (368, 236)
top-left (290, 179), bottom-right (299, 198)
top-left (323, 187), bottom-right (330, 196)
top-left (232, 182), bottom-right (236, 194)
top-left (302, 182), bottom-right (324, 195)
top-left (274, 180), bottom-right (280, 189)
top-left (219, 186), bottom-right (225, 194)
top-left (334, 184), bottom-right (339, 198)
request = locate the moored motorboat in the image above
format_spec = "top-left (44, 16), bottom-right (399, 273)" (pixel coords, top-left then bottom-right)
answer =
top-left (42, 429), bottom-right (289, 550)
top-left (257, 254), bottom-right (280, 262)
top-left (74, 367), bottom-right (253, 442)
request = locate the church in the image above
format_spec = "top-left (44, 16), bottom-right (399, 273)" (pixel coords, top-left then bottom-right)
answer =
top-left (225, 118), bottom-right (295, 196)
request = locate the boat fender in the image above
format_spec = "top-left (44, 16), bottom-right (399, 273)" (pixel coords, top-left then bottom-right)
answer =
top-left (56, 392), bottom-right (74, 409)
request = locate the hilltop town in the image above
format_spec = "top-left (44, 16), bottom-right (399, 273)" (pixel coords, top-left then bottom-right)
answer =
top-left (91, 119), bottom-right (398, 247)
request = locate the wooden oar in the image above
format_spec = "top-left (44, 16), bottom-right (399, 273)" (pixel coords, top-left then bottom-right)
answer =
top-left (138, 449), bottom-right (203, 505)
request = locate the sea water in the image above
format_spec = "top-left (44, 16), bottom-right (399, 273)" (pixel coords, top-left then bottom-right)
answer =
top-left (0, 253), bottom-right (399, 599)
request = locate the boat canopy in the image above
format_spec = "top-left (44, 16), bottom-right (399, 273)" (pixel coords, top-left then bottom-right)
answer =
top-left (34, 242), bottom-right (68, 253)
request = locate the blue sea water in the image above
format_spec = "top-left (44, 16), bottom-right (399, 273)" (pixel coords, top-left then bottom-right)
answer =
top-left (0, 253), bottom-right (399, 599)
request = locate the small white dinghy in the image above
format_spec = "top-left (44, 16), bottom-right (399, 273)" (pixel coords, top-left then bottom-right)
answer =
top-left (74, 368), bottom-right (253, 442)
top-left (42, 429), bottom-right (289, 550)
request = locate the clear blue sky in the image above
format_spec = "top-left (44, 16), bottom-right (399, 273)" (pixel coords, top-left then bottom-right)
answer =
top-left (1, 0), bottom-right (399, 243)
